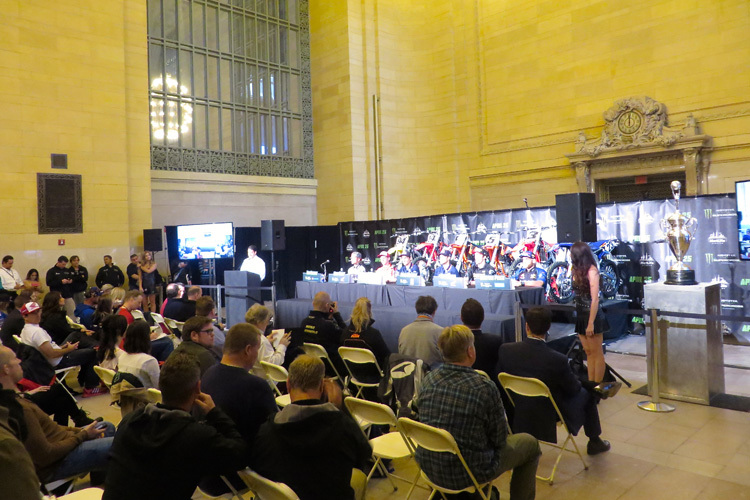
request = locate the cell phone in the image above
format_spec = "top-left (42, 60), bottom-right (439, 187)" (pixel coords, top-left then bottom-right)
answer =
top-left (94, 416), bottom-right (104, 423)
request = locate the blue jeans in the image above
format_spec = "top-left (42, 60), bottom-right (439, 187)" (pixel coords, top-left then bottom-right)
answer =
top-left (151, 336), bottom-right (174, 362)
top-left (47, 422), bottom-right (116, 481)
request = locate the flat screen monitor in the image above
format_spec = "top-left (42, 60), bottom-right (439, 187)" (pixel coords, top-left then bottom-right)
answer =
top-left (737, 180), bottom-right (750, 260)
top-left (177, 222), bottom-right (234, 260)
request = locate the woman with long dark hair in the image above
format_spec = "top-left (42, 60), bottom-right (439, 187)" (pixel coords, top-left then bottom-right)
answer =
top-left (91, 297), bottom-right (113, 332)
top-left (571, 241), bottom-right (608, 383)
top-left (97, 314), bottom-right (127, 370)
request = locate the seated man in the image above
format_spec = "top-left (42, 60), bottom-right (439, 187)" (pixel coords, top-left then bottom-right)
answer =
top-left (398, 295), bottom-right (443, 367)
top-left (497, 307), bottom-right (611, 456)
top-left (433, 248), bottom-right (459, 277)
top-left (250, 355), bottom-right (372, 500)
top-left (461, 298), bottom-right (502, 382)
top-left (396, 251), bottom-right (419, 274)
top-left (160, 282), bottom-right (183, 317)
top-left (511, 251), bottom-right (547, 288)
top-left (466, 248), bottom-right (496, 285)
top-left (0, 393), bottom-right (40, 499)
top-left (300, 291), bottom-right (346, 375)
top-left (163, 285), bottom-right (201, 322)
top-left (201, 323), bottom-right (278, 494)
top-left (74, 286), bottom-right (101, 330)
top-left (416, 325), bottom-right (540, 500)
top-left (0, 346), bottom-right (114, 484)
top-left (117, 290), bottom-right (143, 325)
top-left (346, 251), bottom-right (367, 276)
top-left (196, 296), bottom-right (226, 358)
top-left (19, 302), bottom-right (102, 396)
top-left (169, 316), bottom-right (219, 375)
top-left (104, 353), bottom-right (247, 500)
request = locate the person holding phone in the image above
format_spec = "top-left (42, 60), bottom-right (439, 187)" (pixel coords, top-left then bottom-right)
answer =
top-left (300, 291), bottom-right (347, 376)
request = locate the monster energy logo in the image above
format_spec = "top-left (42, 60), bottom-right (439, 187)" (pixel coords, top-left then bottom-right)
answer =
top-left (705, 253), bottom-right (715, 264)
top-left (743, 325), bottom-right (750, 332)
top-left (704, 208), bottom-right (712, 218)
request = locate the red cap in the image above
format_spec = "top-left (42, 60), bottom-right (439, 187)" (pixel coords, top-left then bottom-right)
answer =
top-left (20, 302), bottom-right (41, 315)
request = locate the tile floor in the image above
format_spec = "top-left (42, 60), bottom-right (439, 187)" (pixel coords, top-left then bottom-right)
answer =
top-left (76, 351), bottom-right (750, 499)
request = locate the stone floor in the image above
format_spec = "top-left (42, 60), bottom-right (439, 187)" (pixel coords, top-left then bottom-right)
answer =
top-left (75, 349), bottom-right (750, 500)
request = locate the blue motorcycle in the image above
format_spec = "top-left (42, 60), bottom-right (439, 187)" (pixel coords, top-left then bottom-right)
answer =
top-left (546, 239), bottom-right (620, 303)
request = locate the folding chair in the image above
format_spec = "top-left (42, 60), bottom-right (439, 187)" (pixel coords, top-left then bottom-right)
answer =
top-left (397, 417), bottom-right (493, 500)
top-left (58, 487), bottom-right (104, 499)
top-left (475, 369), bottom-right (490, 380)
top-left (93, 366), bottom-right (116, 388)
top-left (344, 397), bottom-right (422, 497)
top-left (301, 342), bottom-right (343, 382)
top-left (66, 315), bottom-right (85, 330)
top-left (130, 309), bottom-right (146, 321)
top-left (14, 334), bottom-right (79, 399)
top-left (259, 361), bottom-right (292, 408)
top-left (498, 372), bottom-right (588, 485)
top-left (146, 388), bottom-right (163, 404)
top-left (150, 312), bottom-right (173, 335)
top-left (237, 468), bottom-right (300, 500)
top-left (338, 347), bottom-right (383, 398)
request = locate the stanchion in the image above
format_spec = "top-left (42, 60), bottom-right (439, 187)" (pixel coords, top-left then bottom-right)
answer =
top-left (638, 308), bottom-right (675, 413)
top-left (514, 301), bottom-right (523, 342)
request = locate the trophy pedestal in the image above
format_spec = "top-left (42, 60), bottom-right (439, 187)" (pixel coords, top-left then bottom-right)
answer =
top-left (643, 283), bottom-right (724, 405)
top-left (665, 269), bottom-right (697, 285)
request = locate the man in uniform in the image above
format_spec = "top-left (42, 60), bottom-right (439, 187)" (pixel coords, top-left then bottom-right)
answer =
top-left (95, 255), bottom-right (125, 288)
top-left (300, 291), bottom-right (346, 376)
top-left (512, 251), bottom-right (547, 287)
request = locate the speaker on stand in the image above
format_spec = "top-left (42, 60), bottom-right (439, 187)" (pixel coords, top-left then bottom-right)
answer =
top-left (555, 193), bottom-right (598, 242)
top-left (261, 220), bottom-right (286, 320)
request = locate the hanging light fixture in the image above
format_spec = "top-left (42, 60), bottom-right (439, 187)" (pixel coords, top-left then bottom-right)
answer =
top-left (150, 74), bottom-right (193, 142)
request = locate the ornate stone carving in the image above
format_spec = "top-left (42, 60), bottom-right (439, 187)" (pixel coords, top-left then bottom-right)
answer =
top-left (574, 162), bottom-right (591, 192)
top-left (576, 96), bottom-right (698, 157)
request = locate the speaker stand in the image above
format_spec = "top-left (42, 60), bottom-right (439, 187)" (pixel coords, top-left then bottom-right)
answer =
top-left (271, 249), bottom-right (277, 321)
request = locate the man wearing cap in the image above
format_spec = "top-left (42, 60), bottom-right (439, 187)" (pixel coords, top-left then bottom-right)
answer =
top-left (19, 302), bottom-right (102, 396)
top-left (1, 255), bottom-right (24, 298)
top-left (346, 251), bottom-right (367, 276)
top-left (375, 251), bottom-right (397, 283)
top-left (512, 252), bottom-right (547, 288)
top-left (466, 248), bottom-right (496, 285)
top-left (396, 252), bottom-right (419, 274)
top-left (433, 248), bottom-right (459, 277)
top-left (74, 287), bottom-right (101, 330)
top-left (95, 255), bottom-right (125, 288)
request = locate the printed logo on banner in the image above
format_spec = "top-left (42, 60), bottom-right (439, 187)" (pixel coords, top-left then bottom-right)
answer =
top-left (666, 254), bottom-right (692, 265)
top-left (363, 230), bottom-right (370, 238)
top-left (638, 213), bottom-right (655, 224)
top-left (705, 253), bottom-right (715, 264)
top-left (492, 222), bottom-right (510, 230)
top-left (705, 253), bottom-right (739, 263)
top-left (374, 242), bottom-right (389, 250)
top-left (374, 229), bottom-right (387, 235)
top-left (741, 279), bottom-right (750, 286)
top-left (708, 231), bottom-right (727, 244)
top-left (346, 244), bottom-right (354, 252)
top-left (711, 276), bottom-right (729, 289)
top-left (344, 230), bottom-right (358, 237)
top-left (392, 227), bottom-right (408, 235)
top-left (721, 299), bottom-right (743, 310)
top-left (412, 226), bottom-right (423, 235)
top-left (476, 222), bottom-right (487, 234)
top-left (451, 223), bottom-right (469, 233)
top-left (363, 258), bottom-right (372, 265)
top-left (357, 244), bottom-right (369, 250)
top-left (639, 254), bottom-right (656, 265)
top-left (602, 214), bottom-right (632, 225)
top-left (704, 208), bottom-right (736, 219)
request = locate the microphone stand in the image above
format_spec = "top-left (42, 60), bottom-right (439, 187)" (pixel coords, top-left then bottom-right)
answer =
top-left (321, 262), bottom-right (328, 282)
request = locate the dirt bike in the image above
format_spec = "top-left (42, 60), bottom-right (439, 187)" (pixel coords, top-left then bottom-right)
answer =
top-left (546, 239), bottom-right (621, 304)
top-left (507, 225), bottom-right (555, 278)
top-left (481, 232), bottom-right (515, 277)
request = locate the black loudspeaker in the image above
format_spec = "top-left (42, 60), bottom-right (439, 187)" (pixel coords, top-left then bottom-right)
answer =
top-left (143, 228), bottom-right (163, 252)
top-left (261, 220), bottom-right (286, 251)
top-left (556, 193), bottom-right (597, 242)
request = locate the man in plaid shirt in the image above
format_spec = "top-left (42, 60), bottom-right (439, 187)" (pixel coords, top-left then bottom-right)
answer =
top-left (416, 325), bottom-right (540, 500)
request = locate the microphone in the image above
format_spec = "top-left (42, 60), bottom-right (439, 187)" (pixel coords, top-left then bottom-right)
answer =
top-left (320, 259), bottom-right (330, 268)
top-left (523, 198), bottom-right (529, 209)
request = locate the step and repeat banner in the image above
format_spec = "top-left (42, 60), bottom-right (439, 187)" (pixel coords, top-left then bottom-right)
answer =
top-left (339, 195), bottom-right (750, 336)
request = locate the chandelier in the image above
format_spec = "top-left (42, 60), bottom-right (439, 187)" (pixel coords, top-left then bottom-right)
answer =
top-left (150, 75), bottom-right (193, 141)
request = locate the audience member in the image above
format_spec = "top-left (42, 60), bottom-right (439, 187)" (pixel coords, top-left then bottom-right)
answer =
top-left (301, 291), bottom-right (346, 376)
top-left (161, 283), bottom-right (183, 316)
top-left (0, 391), bottom-right (40, 499)
top-left (126, 254), bottom-right (140, 291)
top-left (163, 285), bottom-right (200, 322)
top-left (497, 307), bottom-right (611, 456)
top-left (95, 255), bottom-right (125, 289)
top-left (398, 295), bottom-right (443, 367)
top-left (69, 255), bottom-right (89, 306)
top-left (24, 268), bottom-right (44, 295)
top-left (1, 255), bottom-right (24, 297)
top-left (0, 291), bottom-right (31, 352)
top-left (46, 256), bottom-right (76, 319)
top-left (341, 297), bottom-right (391, 367)
top-left (119, 320), bottom-right (160, 389)
top-left (0, 346), bottom-right (115, 484)
top-left (74, 286), bottom-right (101, 330)
top-left (108, 287), bottom-right (126, 311)
top-left (117, 290), bottom-right (143, 325)
top-left (461, 298), bottom-right (502, 382)
top-left (40, 291), bottom-right (97, 349)
top-left (196, 295), bottom-right (226, 358)
top-left (201, 323), bottom-right (278, 495)
top-left (91, 296), bottom-right (113, 332)
top-left (138, 251), bottom-right (158, 313)
top-left (239, 244), bottom-right (266, 281)
top-left (97, 314), bottom-right (127, 371)
top-left (104, 352), bottom-right (246, 500)
top-left (416, 325), bottom-right (540, 500)
top-left (20, 301), bottom-right (103, 397)
top-left (246, 303), bottom-right (290, 378)
top-left (171, 259), bottom-right (191, 284)
top-left (250, 355), bottom-right (372, 500)
top-left (169, 316), bottom-right (219, 375)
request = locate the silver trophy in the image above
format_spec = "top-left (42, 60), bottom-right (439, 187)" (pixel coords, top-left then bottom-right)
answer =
top-left (660, 181), bottom-right (698, 285)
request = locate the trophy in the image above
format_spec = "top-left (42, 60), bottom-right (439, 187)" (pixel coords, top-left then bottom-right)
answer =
top-left (660, 181), bottom-right (698, 285)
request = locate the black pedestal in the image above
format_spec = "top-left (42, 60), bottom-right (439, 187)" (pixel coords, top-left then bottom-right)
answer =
top-left (665, 269), bottom-right (697, 285)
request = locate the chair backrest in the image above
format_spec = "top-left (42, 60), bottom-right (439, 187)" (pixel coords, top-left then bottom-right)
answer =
top-left (237, 468), bottom-right (300, 500)
top-left (58, 487), bottom-right (104, 499)
top-left (344, 396), bottom-right (397, 427)
top-left (475, 369), bottom-right (490, 380)
top-left (13, 334), bottom-right (25, 345)
top-left (146, 388), bottom-right (162, 404)
top-left (150, 312), bottom-right (172, 335)
top-left (261, 360), bottom-right (289, 384)
top-left (397, 417), bottom-right (460, 455)
top-left (131, 309), bottom-right (146, 321)
top-left (338, 346), bottom-right (380, 369)
top-left (93, 365), bottom-right (116, 388)
top-left (497, 372), bottom-right (567, 440)
top-left (301, 342), bottom-right (328, 359)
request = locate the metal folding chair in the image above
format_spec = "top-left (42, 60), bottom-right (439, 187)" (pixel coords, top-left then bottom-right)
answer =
top-left (338, 347), bottom-right (383, 398)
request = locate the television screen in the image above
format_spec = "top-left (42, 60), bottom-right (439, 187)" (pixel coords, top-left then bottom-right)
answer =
top-left (737, 180), bottom-right (750, 261)
top-left (177, 222), bottom-right (234, 260)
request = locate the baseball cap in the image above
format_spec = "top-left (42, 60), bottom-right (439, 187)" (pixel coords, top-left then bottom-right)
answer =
top-left (377, 251), bottom-right (389, 258)
top-left (85, 286), bottom-right (103, 298)
top-left (519, 250), bottom-right (534, 259)
top-left (439, 248), bottom-right (452, 257)
top-left (20, 302), bottom-right (41, 315)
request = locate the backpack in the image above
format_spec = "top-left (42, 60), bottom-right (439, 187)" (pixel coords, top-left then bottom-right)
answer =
top-left (377, 353), bottom-right (429, 418)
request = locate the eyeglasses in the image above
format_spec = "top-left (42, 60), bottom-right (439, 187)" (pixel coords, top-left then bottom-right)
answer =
top-left (199, 328), bottom-right (215, 335)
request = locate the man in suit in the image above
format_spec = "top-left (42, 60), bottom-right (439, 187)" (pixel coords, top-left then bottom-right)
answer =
top-left (460, 298), bottom-right (502, 382)
top-left (497, 307), bottom-right (610, 456)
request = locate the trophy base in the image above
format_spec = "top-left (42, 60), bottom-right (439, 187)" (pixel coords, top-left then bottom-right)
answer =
top-left (665, 269), bottom-right (697, 285)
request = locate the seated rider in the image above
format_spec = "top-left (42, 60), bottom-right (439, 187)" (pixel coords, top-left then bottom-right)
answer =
top-left (512, 251), bottom-right (547, 287)
top-left (433, 248), bottom-right (458, 277)
top-left (396, 252), bottom-right (419, 274)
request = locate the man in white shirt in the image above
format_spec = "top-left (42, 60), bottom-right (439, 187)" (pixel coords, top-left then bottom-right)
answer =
top-left (239, 245), bottom-right (266, 282)
top-left (19, 301), bottom-right (102, 396)
top-left (1, 255), bottom-right (24, 296)
top-left (346, 251), bottom-right (367, 275)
